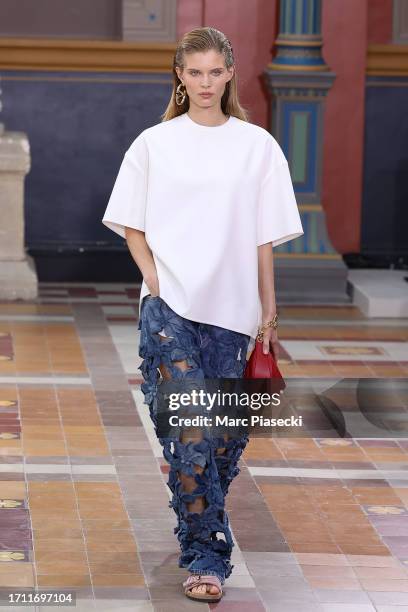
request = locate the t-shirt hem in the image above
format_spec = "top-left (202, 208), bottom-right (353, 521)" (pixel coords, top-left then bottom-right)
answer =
top-left (257, 230), bottom-right (304, 248)
top-left (142, 290), bottom-right (258, 341)
top-left (102, 218), bottom-right (145, 239)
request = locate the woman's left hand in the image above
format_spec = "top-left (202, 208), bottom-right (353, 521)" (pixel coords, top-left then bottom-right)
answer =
top-left (262, 326), bottom-right (279, 360)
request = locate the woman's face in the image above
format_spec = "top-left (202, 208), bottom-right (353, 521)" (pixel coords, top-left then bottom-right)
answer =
top-left (175, 49), bottom-right (234, 112)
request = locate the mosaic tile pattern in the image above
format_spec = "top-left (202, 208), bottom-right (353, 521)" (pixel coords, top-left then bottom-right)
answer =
top-left (0, 283), bottom-right (406, 611)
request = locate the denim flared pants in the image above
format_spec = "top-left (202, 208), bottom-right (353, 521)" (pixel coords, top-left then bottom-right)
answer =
top-left (137, 295), bottom-right (250, 584)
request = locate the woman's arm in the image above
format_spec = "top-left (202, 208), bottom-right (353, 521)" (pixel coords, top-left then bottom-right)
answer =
top-left (125, 227), bottom-right (160, 296)
top-left (258, 242), bottom-right (280, 359)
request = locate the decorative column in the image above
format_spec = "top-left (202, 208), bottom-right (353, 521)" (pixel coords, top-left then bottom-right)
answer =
top-left (0, 78), bottom-right (38, 299)
top-left (264, 0), bottom-right (349, 303)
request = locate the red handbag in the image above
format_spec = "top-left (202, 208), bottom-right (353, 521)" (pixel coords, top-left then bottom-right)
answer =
top-left (244, 339), bottom-right (286, 392)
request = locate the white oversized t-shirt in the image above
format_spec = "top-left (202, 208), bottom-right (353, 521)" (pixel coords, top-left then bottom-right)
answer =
top-left (102, 112), bottom-right (304, 341)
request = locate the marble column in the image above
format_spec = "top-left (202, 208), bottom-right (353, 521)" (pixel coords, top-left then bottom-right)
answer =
top-left (264, 0), bottom-right (350, 303)
top-left (0, 79), bottom-right (38, 299)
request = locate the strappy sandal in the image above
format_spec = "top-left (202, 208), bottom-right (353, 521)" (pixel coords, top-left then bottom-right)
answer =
top-left (183, 573), bottom-right (223, 601)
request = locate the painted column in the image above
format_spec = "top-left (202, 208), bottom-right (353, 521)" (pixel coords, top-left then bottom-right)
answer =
top-left (0, 79), bottom-right (37, 299)
top-left (264, 0), bottom-right (349, 303)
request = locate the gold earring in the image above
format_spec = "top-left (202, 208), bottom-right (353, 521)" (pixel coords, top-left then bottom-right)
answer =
top-left (176, 82), bottom-right (187, 105)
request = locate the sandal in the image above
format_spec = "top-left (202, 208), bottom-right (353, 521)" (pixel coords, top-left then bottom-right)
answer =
top-left (183, 573), bottom-right (223, 601)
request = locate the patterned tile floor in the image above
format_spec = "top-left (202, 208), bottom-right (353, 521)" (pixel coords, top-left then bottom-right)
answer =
top-left (0, 282), bottom-right (407, 611)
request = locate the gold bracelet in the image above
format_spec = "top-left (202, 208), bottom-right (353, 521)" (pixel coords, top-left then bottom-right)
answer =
top-left (256, 313), bottom-right (278, 341)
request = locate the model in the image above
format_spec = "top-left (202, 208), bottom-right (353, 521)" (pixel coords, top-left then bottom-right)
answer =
top-left (102, 26), bottom-right (303, 603)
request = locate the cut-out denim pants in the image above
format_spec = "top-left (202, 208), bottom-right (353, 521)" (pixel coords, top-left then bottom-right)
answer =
top-left (137, 295), bottom-right (250, 584)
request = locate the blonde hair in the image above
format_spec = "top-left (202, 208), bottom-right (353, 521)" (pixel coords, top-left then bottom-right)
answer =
top-left (161, 26), bottom-right (249, 122)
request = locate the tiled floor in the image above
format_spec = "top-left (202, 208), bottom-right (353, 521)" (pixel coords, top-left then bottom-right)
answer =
top-left (0, 282), bottom-right (407, 611)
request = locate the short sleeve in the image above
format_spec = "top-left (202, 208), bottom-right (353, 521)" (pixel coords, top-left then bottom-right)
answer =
top-left (257, 141), bottom-right (304, 248)
top-left (101, 134), bottom-right (148, 239)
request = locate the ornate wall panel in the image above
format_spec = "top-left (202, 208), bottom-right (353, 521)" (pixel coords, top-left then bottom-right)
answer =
top-left (122, 0), bottom-right (177, 41)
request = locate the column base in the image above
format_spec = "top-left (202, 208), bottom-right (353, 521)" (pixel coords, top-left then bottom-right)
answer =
top-left (0, 255), bottom-right (38, 300)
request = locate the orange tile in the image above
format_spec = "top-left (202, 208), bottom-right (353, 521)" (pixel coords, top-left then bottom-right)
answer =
top-left (274, 515), bottom-right (323, 528)
top-left (297, 365), bottom-right (339, 376)
top-left (77, 498), bottom-right (126, 512)
top-left (339, 544), bottom-right (390, 556)
top-left (35, 551), bottom-right (89, 574)
top-left (0, 362), bottom-right (16, 374)
top-left (87, 552), bottom-right (142, 574)
top-left (37, 574), bottom-right (91, 587)
top-left (78, 506), bottom-right (128, 520)
top-left (29, 482), bottom-right (75, 493)
top-left (0, 443), bottom-right (22, 455)
top-left (91, 573), bottom-right (145, 586)
top-left (279, 365), bottom-right (306, 376)
top-left (363, 450), bottom-right (408, 462)
top-left (75, 482), bottom-right (122, 497)
top-left (0, 482), bottom-right (26, 498)
top-left (82, 519), bottom-right (132, 531)
top-left (351, 487), bottom-right (403, 505)
top-left (32, 520), bottom-right (83, 538)
top-left (332, 366), bottom-right (374, 377)
top-left (328, 525), bottom-right (377, 538)
top-left (22, 424), bottom-right (63, 433)
top-left (368, 365), bottom-right (407, 377)
top-left (65, 435), bottom-right (108, 445)
top-left (29, 495), bottom-right (77, 512)
top-left (31, 509), bottom-right (80, 520)
top-left (85, 535), bottom-right (137, 554)
top-left (290, 542), bottom-right (340, 554)
top-left (243, 438), bottom-right (284, 459)
top-left (22, 441), bottom-right (67, 456)
top-left (67, 445), bottom-right (110, 456)
top-left (284, 532), bottom-right (334, 544)
top-left (34, 539), bottom-right (86, 554)
top-left (64, 426), bottom-right (106, 434)
top-left (0, 563), bottom-right (35, 587)
top-left (319, 509), bottom-right (367, 521)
